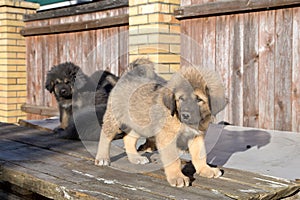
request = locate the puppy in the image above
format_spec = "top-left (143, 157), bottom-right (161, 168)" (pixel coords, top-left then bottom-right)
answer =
top-left (45, 62), bottom-right (119, 140)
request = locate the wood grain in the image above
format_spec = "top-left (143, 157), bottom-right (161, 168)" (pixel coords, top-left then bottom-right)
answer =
top-left (274, 8), bottom-right (293, 131)
top-left (258, 10), bottom-right (276, 130)
top-left (175, 0), bottom-right (300, 19)
top-left (242, 13), bottom-right (259, 127)
top-left (1, 123), bottom-right (299, 199)
top-left (292, 8), bottom-right (300, 132)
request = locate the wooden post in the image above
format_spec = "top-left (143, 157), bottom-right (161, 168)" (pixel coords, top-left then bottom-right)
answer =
top-left (0, 0), bottom-right (39, 123)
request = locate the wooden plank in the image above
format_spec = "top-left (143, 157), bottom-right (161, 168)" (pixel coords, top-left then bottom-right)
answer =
top-left (215, 15), bottom-right (230, 123)
top-left (21, 104), bottom-right (58, 116)
top-left (274, 8), bottom-right (293, 131)
top-left (242, 13), bottom-right (259, 128)
top-left (175, 0), bottom-right (300, 19)
top-left (23, 0), bottom-right (128, 21)
top-left (258, 10), bottom-right (276, 130)
top-left (2, 123), bottom-right (300, 199)
top-left (229, 14), bottom-right (243, 126)
top-left (20, 15), bottom-right (129, 36)
top-left (118, 25), bottom-right (129, 75)
top-left (292, 7), bottom-right (300, 132)
top-left (202, 16), bottom-right (216, 70)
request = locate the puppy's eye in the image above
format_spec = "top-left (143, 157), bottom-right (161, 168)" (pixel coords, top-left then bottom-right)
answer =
top-left (196, 96), bottom-right (204, 103)
top-left (65, 80), bottom-right (70, 84)
top-left (179, 96), bottom-right (185, 101)
top-left (55, 80), bottom-right (60, 84)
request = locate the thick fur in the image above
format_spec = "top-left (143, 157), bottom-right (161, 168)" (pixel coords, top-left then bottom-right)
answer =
top-left (45, 62), bottom-right (119, 140)
top-left (95, 59), bottom-right (225, 187)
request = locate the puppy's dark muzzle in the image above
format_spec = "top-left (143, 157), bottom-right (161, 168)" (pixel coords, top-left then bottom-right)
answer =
top-left (181, 112), bottom-right (191, 121)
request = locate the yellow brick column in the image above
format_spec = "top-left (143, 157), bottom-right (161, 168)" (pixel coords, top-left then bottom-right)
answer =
top-left (0, 0), bottom-right (39, 123)
top-left (129, 0), bottom-right (180, 79)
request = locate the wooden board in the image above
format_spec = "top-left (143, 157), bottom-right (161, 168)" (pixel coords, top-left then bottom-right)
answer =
top-left (0, 122), bottom-right (299, 199)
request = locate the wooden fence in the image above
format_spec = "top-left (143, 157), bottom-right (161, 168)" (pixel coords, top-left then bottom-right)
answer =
top-left (175, 0), bottom-right (300, 132)
top-left (21, 0), bottom-right (129, 119)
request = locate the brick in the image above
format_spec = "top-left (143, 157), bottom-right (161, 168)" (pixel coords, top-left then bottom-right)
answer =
top-left (17, 65), bottom-right (26, 71)
top-left (17, 91), bottom-right (26, 97)
top-left (0, 109), bottom-right (24, 117)
top-left (129, 55), bottom-right (149, 63)
top-left (0, 19), bottom-right (25, 27)
top-left (0, 32), bottom-right (23, 40)
top-left (159, 73), bottom-right (173, 80)
top-left (148, 0), bottom-right (180, 3)
top-left (16, 52), bottom-right (25, 59)
top-left (17, 78), bottom-right (26, 84)
top-left (6, 46), bottom-right (26, 52)
top-left (138, 4), bottom-right (164, 14)
top-left (0, 91), bottom-right (17, 98)
top-left (6, 84), bottom-right (26, 91)
top-left (148, 33), bottom-right (180, 44)
top-left (129, 45), bottom-right (139, 54)
top-left (129, 15), bottom-right (148, 25)
top-left (0, 39), bottom-right (16, 45)
top-left (170, 4), bottom-right (180, 12)
top-left (138, 44), bottom-right (169, 54)
top-left (0, 65), bottom-right (17, 71)
top-left (0, 116), bottom-right (18, 123)
top-left (148, 54), bottom-right (180, 63)
top-left (148, 13), bottom-right (179, 24)
top-left (17, 40), bottom-right (26, 46)
top-left (0, 103), bottom-right (16, 110)
top-left (170, 44), bottom-right (180, 53)
top-left (0, 52), bottom-right (17, 58)
top-left (156, 63), bottom-right (170, 73)
top-left (138, 24), bottom-right (169, 34)
top-left (170, 64), bottom-right (180, 72)
top-left (129, 0), bottom-right (148, 5)
top-left (0, 78), bottom-right (16, 84)
top-left (170, 24), bottom-right (180, 33)
top-left (0, 96), bottom-right (26, 103)
top-left (129, 6), bottom-right (138, 16)
top-left (129, 34), bottom-right (148, 45)
top-left (0, 59), bottom-right (25, 65)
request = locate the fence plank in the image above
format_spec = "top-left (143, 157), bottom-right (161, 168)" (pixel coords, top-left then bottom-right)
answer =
top-left (202, 16), bottom-right (216, 70)
top-left (274, 8), bottom-right (293, 131)
top-left (258, 10), bottom-right (276, 130)
top-left (292, 8), bottom-right (300, 132)
top-left (229, 14), bottom-right (243, 125)
top-left (242, 13), bottom-right (259, 127)
top-left (215, 15), bottom-right (230, 123)
top-left (21, 15), bottom-right (129, 36)
top-left (23, 0), bottom-right (129, 21)
top-left (175, 0), bottom-right (300, 19)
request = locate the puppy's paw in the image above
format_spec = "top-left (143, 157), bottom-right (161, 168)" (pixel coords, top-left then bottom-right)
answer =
top-left (198, 166), bottom-right (222, 178)
top-left (95, 158), bottom-right (111, 166)
top-left (167, 174), bottom-right (190, 188)
top-left (127, 154), bottom-right (149, 165)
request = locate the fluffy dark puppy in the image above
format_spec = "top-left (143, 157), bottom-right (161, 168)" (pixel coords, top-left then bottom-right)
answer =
top-left (45, 62), bottom-right (119, 140)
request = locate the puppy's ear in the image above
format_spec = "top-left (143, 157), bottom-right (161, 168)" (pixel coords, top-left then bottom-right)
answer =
top-left (45, 78), bottom-right (54, 93)
top-left (205, 86), bottom-right (212, 112)
top-left (74, 69), bottom-right (88, 90)
top-left (163, 89), bottom-right (176, 116)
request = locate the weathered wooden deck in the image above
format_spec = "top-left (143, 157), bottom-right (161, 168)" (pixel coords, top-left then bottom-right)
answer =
top-left (0, 122), bottom-right (299, 199)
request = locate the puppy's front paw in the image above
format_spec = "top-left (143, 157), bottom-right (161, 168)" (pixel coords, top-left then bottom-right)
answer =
top-left (198, 166), bottom-right (222, 178)
top-left (167, 174), bottom-right (190, 188)
top-left (127, 154), bottom-right (149, 165)
top-left (95, 158), bottom-right (110, 166)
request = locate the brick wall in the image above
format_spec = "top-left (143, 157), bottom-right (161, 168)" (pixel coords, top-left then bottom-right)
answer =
top-left (0, 0), bottom-right (39, 123)
top-left (129, 0), bottom-right (180, 79)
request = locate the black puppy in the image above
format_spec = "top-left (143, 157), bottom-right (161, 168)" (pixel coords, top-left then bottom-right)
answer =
top-left (45, 62), bottom-right (119, 140)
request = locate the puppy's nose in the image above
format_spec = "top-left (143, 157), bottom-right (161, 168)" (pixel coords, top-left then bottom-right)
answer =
top-left (60, 89), bottom-right (67, 95)
top-left (181, 112), bottom-right (191, 120)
